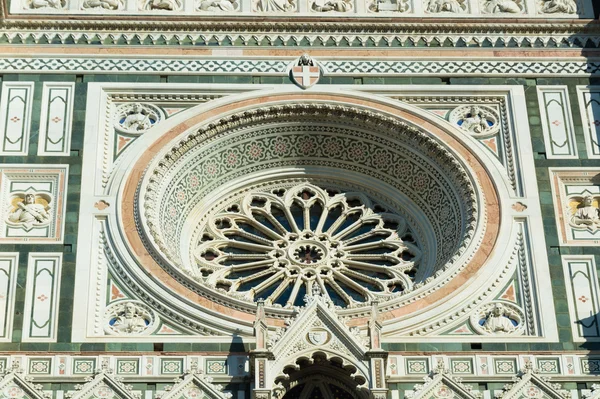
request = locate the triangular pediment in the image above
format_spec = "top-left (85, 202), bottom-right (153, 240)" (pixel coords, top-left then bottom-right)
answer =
top-left (406, 364), bottom-right (481, 399)
top-left (497, 364), bottom-right (570, 399)
top-left (0, 365), bottom-right (48, 399)
top-left (269, 295), bottom-right (368, 364)
top-left (158, 371), bottom-right (232, 399)
top-left (66, 365), bottom-right (139, 399)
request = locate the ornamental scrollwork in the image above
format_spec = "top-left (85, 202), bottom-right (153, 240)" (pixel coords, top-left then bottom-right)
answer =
top-left (470, 302), bottom-right (526, 335)
top-left (103, 301), bottom-right (158, 336)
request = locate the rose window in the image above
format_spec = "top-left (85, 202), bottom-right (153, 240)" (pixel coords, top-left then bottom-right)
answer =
top-left (194, 183), bottom-right (421, 308)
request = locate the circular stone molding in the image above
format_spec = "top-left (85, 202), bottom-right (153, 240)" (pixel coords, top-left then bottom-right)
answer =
top-left (132, 100), bottom-right (490, 314)
top-left (103, 300), bottom-right (158, 336)
top-left (469, 302), bottom-right (526, 336)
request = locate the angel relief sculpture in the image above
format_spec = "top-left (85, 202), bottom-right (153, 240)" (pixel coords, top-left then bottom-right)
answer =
top-left (570, 195), bottom-right (600, 230)
top-left (6, 193), bottom-right (51, 230)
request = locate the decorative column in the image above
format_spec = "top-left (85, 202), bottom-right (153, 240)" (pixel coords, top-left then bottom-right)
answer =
top-left (251, 300), bottom-right (273, 399)
top-left (366, 301), bottom-right (388, 399)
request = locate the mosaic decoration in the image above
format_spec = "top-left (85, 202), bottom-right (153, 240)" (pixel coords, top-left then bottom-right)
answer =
top-left (537, 86), bottom-right (578, 159)
top-left (450, 359), bottom-right (473, 374)
top-left (205, 360), bottom-right (227, 375)
top-left (160, 359), bottom-right (183, 374)
top-left (405, 362), bottom-right (481, 399)
top-left (406, 359), bottom-right (429, 374)
top-left (494, 359), bottom-right (517, 375)
top-left (0, 58), bottom-right (598, 77)
top-left (37, 82), bottom-right (75, 156)
top-left (73, 359), bottom-right (97, 374)
top-left (495, 363), bottom-right (570, 399)
top-left (22, 253), bottom-right (62, 342)
top-left (581, 358), bottom-right (600, 374)
top-left (28, 359), bottom-right (52, 375)
top-left (0, 82), bottom-right (34, 156)
top-left (536, 358), bottom-right (560, 374)
top-left (116, 360), bottom-right (139, 375)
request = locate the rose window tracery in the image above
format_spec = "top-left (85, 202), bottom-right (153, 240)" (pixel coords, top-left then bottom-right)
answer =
top-left (195, 183), bottom-right (421, 308)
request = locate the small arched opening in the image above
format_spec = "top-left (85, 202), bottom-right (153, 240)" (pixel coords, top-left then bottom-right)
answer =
top-left (276, 352), bottom-right (371, 399)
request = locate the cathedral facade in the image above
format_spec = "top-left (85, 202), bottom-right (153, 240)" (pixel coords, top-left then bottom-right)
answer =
top-left (0, 0), bottom-right (599, 397)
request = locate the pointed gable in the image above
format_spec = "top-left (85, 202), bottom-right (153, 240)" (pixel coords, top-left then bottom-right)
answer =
top-left (497, 363), bottom-right (570, 399)
top-left (269, 292), bottom-right (368, 364)
top-left (0, 363), bottom-right (48, 399)
top-left (158, 368), bottom-right (232, 399)
top-left (406, 362), bottom-right (481, 399)
top-left (66, 363), bottom-right (140, 399)
top-left (583, 384), bottom-right (600, 399)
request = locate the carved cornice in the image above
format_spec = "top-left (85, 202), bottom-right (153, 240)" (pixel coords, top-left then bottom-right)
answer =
top-left (1, 18), bottom-right (600, 48)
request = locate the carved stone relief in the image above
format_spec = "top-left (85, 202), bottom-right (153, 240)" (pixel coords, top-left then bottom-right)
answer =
top-left (470, 302), bottom-right (525, 335)
top-left (311, 0), bottom-right (353, 12)
top-left (82, 0), bottom-right (124, 9)
top-left (569, 195), bottom-right (600, 231)
top-left (481, 0), bottom-right (524, 13)
top-left (196, 0), bottom-right (239, 11)
top-left (367, 0), bottom-right (410, 12)
top-left (550, 168), bottom-right (600, 246)
top-left (252, 0), bottom-right (296, 12)
top-left (0, 165), bottom-right (68, 243)
top-left (103, 301), bottom-right (158, 336)
top-left (114, 103), bottom-right (162, 134)
top-left (425, 0), bottom-right (466, 12)
top-left (6, 193), bottom-right (52, 231)
top-left (538, 0), bottom-right (576, 13)
top-left (449, 105), bottom-right (500, 136)
top-left (139, 0), bottom-right (182, 10)
top-left (25, 0), bottom-right (66, 8)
